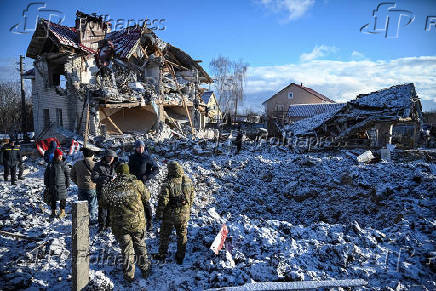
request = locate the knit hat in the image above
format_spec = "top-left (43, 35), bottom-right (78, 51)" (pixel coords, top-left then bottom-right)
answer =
top-left (82, 147), bottom-right (94, 158)
top-left (116, 163), bottom-right (129, 175)
top-left (135, 140), bottom-right (145, 148)
top-left (54, 149), bottom-right (63, 158)
top-left (104, 149), bottom-right (118, 158)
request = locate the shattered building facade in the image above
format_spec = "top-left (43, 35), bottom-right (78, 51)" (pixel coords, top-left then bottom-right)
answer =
top-left (25, 11), bottom-right (212, 139)
top-left (284, 83), bottom-right (423, 149)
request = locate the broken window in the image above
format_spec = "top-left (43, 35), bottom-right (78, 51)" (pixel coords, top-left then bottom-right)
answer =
top-left (43, 109), bottom-right (50, 128)
top-left (56, 108), bottom-right (63, 127)
top-left (48, 63), bottom-right (66, 88)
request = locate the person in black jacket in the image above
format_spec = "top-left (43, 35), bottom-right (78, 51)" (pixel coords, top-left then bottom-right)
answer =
top-left (44, 140), bottom-right (58, 163)
top-left (2, 139), bottom-right (24, 185)
top-left (44, 149), bottom-right (70, 219)
top-left (128, 140), bottom-right (158, 230)
top-left (91, 149), bottom-right (118, 231)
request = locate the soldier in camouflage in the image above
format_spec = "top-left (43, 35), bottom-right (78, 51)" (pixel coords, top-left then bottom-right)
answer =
top-left (156, 161), bottom-right (194, 264)
top-left (101, 163), bottom-right (151, 282)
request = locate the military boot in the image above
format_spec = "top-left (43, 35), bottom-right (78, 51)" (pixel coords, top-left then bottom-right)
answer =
top-left (59, 209), bottom-right (66, 219)
top-left (152, 253), bottom-right (166, 262)
top-left (123, 265), bottom-right (135, 282)
top-left (50, 209), bottom-right (56, 218)
top-left (140, 265), bottom-right (151, 279)
top-left (175, 255), bottom-right (184, 265)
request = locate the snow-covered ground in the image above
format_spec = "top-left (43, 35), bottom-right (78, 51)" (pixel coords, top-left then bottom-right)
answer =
top-left (0, 142), bottom-right (435, 290)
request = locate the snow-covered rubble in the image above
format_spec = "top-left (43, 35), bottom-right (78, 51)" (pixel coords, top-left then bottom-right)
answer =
top-left (0, 143), bottom-right (435, 290)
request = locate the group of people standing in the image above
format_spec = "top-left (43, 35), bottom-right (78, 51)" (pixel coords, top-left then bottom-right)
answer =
top-left (1, 138), bottom-right (24, 185)
top-left (42, 139), bottom-right (195, 282)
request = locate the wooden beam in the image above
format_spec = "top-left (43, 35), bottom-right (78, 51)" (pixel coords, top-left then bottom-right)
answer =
top-left (84, 96), bottom-right (90, 148)
top-left (100, 102), bottom-right (141, 109)
top-left (100, 108), bottom-right (123, 135)
top-left (0, 230), bottom-right (43, 241)
top-left (167, 63), bottom-right (194, 133)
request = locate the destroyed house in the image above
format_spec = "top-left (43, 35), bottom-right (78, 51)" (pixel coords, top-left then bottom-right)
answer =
top-left (287, 103), bottom-right (346, 123)
top-left (25, 11), bottom-right (212, 139)
top-left (284, 83), bottom-right (423, 149)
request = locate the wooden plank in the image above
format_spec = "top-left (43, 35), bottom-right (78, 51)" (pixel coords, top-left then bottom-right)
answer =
top-left (166, 62), bottom-right (194, 133)
top-left (206, 279), bottom-right (368, 290)
top-left (100, 102), bottom-right (141, 109)
top-left (0, 230), bottom-right (43, 242)
top-left (100, 109), bottom-right (123, 135)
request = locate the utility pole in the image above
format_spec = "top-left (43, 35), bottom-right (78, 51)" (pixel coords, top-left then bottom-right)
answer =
top-left (84, 92), bottom-right (90, 148)
top-left (19, 55), bottom-right (26, 133)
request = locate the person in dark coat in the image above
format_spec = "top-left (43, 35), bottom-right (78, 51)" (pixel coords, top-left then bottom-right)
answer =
top-left (234, 127), bottom-right (243, 154)
top-left (44, 140), bottom-right (58, 163)
top-left (128, 140), bottom-right (158, 231)
top-left (92, 149), bottom-right (118, 231)
top-left (2, 139), bottom-right (24, 185)
top-left (44, 149), bottom-right (70, 219)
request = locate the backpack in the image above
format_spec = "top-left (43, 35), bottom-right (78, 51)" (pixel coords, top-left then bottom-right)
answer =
top-left (168, 176), bottom-right (191, 208)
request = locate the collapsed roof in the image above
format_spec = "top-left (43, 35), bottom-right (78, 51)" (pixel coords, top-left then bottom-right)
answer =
top-left (287, 103), bottom-right (346, 119)
top-left (26, 15), bottom-right (211, 82)
top-left (284, 83), bottom-right (423, 138)
top-left (26, 11), bottom-right (212, 105)
top-left (26, 11), bottom-right (214, 137)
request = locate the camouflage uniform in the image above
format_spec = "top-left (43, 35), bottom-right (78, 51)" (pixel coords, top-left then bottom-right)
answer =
top-left (101, 163), bottom-right (151, 281)
top-left (156, 161), bottom-right (194, 264)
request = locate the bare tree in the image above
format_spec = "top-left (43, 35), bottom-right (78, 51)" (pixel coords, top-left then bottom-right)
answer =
top-left (209, 56), bottom-right (232, 121)
top-left (0, 82), bottom-right (33, 133)
top-left (230, 60), bottom-right (248, 120)
top-left (209, 56), bottom-right (248, 122)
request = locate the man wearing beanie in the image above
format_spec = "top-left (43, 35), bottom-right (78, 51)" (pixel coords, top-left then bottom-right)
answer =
top-left (44, 149), bottom-right (70, 219)
top-left (128, 140), bottom-right (158, 231)
top-left (101, 163), bottom-right (151, 281)
top-left (92, 149), bottom-right (118, 231)
top-left (71, 147), bottom-right (97, 224)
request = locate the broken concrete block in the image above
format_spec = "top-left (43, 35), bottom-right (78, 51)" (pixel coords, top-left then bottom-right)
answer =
top-left (357, 151), bottom-right (375, 163)
top-left (380, 148), bottom-right (391, 162)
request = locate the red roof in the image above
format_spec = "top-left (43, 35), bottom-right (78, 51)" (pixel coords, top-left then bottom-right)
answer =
top-left (43, 20), bottom-right (143, 58)
top-left (45, 20), bottom-right (96, 54)
top-left (262, 83), bottom-right (334, 105)
top-left (105, 26), bottom-right (142, 59)
top-left (297, 84), bottom-right (334, 103)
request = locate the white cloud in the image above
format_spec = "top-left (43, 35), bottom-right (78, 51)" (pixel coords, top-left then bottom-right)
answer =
top-left (258, 0), bottom-right (315, 21)
top-left (300, 45), bottom-right (338, 62)
top-left (244, 56), bottom-right (436, 111)
top-left (351, 50), bottom-right (365, 60)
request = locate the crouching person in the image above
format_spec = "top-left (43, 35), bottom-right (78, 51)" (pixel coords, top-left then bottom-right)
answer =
top-left (155, 161), bottom-right (194, 264)
top-left (101, 163), bottom-right (151, 282)
top-left (44, 149), bottom-right (70, 219)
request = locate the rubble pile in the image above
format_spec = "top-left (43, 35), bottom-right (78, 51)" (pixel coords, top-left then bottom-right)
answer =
top-left (26, 11), bottom-right (213, 137)
top-left (0, 142), bottom-right (434, 290)
top-left (283, 84), bottom-right (423, 149)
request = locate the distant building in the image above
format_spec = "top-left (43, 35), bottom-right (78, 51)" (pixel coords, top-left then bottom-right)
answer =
top-left (201, 91), bottom-right (221, 123)
top-left (262, 83), bottom-right (335, 124)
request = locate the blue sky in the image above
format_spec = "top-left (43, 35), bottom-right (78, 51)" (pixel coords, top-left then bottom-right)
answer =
top-left (0, 0), bottom-right (435, 111)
